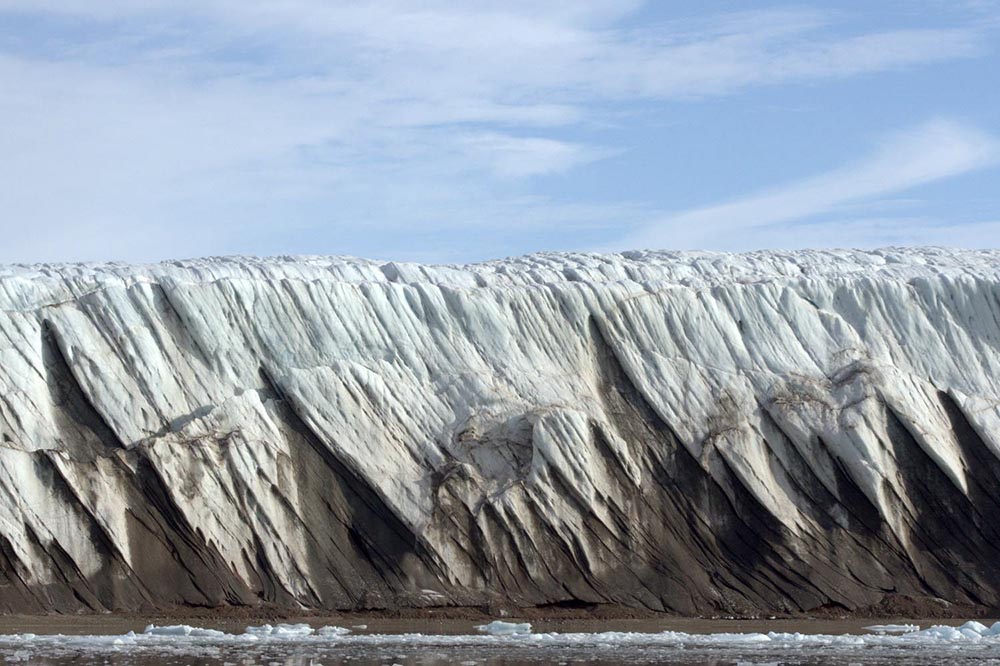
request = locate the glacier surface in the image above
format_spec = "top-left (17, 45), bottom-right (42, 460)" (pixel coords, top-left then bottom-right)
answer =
top-left (1, 247), bottom-right (1000, 614)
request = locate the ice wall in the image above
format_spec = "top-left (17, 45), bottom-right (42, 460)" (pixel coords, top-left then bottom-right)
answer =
top-left (1, 248), bottom-right (1000, 614)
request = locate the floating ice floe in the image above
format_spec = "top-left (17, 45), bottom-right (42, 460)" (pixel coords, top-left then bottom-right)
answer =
top-left (475, 621), bottom-right (532, 635)
top-left (4, 620), bottom-right (1000, 651)
top-left (0, 620), bottom-right (1000, 663)
top-left (864, 624), bottom-right (919, 634)
top-left (143, 625), bottom-right (228, 638)
top-left (244, 623), bottom-right (315, 637)
top-left (906, 621), bottom-right (1000, 641)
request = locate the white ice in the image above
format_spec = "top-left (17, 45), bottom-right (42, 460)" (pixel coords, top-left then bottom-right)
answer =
top-left (3, 248), bottom-right (1000, 612)
top-left (0, 620), bottom-right (999, 650)
top-left (475, 621), bottom-right (532, 635)
top-left (864, 624), bottom-right (919, 634)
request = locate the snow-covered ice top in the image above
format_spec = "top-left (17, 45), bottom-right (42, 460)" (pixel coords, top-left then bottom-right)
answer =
top-left (3, 247), bottom-right (999, 297)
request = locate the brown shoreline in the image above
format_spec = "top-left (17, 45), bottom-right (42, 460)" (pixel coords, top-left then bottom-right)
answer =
top-left (0, 594), bottom-right (997, 631)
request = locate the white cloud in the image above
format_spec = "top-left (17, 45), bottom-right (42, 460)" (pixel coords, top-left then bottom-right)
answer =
top-left (0, 2), bottom-right (993, 261)
top-left (459, 133), bottom-right (607, 178)
top-left (614, 119), bottom-right (1000, 251)
top-left (582, 23), bottom-right (983, 99)
top-left (1, 3), bottom-right (984, 102)
top-left (736, 218), bottom-right (1000, 250)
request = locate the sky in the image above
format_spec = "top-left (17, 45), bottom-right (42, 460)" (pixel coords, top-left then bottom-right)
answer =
top-left (1, 1), bottom-right (999, 264)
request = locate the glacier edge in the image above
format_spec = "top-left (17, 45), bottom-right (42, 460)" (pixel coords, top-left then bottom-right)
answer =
top-left (1, 247), bottom-right (1000, 614)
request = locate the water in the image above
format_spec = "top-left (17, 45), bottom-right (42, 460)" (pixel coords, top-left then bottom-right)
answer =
top-left (0, 616), bottom-right (997, 665)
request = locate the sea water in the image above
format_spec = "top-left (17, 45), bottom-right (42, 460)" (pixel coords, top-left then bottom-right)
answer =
top-left (0, 617), bottom-right (997, 665)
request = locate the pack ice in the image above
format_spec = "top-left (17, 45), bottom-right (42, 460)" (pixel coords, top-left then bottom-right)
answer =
top-left (1, 248), bottom-right (1000, 614)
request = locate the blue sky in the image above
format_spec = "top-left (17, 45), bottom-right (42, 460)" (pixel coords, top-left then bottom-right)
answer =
top-left (1, 1), bottom-right (999, 263)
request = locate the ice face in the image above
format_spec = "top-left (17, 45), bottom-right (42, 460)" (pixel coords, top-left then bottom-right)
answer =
top-left (1, 248), bottom-right (1000, 614)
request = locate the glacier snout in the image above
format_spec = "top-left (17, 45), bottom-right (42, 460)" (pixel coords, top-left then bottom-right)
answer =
top-left (1, 248), bottom-right (1000, 614)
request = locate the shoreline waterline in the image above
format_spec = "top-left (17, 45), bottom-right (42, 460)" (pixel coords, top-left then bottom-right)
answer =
top-left (2, 617), bottom-right (1000, 665)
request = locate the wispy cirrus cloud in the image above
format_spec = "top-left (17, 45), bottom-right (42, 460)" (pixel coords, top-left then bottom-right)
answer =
top-left (726, 217), bottom-right (1000, 250)
top-left (0, 2), bottom-right (994, 262)
top-left (614, 119), bottom-right (1000, 251)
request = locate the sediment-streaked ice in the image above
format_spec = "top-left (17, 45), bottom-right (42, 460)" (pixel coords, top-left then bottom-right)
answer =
top-left (4, 248), bottom-right (1000, 615)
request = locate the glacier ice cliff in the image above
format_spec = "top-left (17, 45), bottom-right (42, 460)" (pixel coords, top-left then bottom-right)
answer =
top-left (2, 248), bottom-right (1000, 614)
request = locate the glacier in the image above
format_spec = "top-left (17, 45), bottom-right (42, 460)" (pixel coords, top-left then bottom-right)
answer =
top-left (1, 247), bottom-right (1000, 614)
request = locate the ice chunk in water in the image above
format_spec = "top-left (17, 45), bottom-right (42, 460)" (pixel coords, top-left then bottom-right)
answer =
top-left (864, 624), bottom-right (919, 634)
top-left (475, 620), bottom-right (532, 635)
top-left (317, 626), bottom-right (351, 637)
top-left (143, 625), bottom-right (227, 638)
top-left (244, 623), bottom-right (314, 636)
